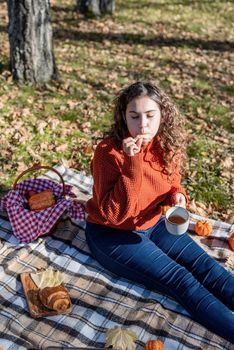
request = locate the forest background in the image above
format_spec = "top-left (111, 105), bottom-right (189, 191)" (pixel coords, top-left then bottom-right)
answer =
top-left (0, 0), bottom-right (233, 223)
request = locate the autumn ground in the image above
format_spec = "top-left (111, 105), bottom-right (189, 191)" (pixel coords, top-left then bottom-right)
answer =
top-left (0, 0), bottom-right (233, 222)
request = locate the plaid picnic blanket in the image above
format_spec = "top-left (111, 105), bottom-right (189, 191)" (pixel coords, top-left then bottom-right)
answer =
top-left (0, 164), bottom-right (234, 350)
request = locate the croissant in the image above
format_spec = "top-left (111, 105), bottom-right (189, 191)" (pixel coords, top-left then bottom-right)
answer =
top-left (28, 190), bottom-right (55, 212)
top-left (38, 285), bottom-right (70, 311)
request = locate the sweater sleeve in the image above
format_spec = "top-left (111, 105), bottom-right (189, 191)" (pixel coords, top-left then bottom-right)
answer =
top-left (90, 139), bottom-right (144, 225)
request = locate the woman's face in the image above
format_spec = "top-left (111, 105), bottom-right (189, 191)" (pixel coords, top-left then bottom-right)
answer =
top-left (125, 96), bottom-right (161, 144)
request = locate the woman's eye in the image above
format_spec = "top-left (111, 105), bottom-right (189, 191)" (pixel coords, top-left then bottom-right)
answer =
top-left (131, 115), bottom-right (139, 119)
top-left (147, 114), bottom-right (154, 118)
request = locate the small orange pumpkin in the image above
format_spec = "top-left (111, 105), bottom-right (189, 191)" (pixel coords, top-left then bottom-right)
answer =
top-left (228, 232), bottom-right (234, 251)
top-left (161, 205), bottom-right (171, 215)
top-left (194, 220), bottom-right (213, 236)
top-left (145, 339), bottom-right (164, 350)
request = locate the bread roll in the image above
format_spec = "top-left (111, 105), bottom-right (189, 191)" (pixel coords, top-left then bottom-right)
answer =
top-left (28, 190), bottom-right (55, 212)
top-left (38, 285), bottom-right (70, 311)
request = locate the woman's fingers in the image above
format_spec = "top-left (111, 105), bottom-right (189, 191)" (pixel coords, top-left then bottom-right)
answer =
top-left (174, 193), bottom-right (186, 208)
top-left (135, 137), bottom-right (143, 149)
top-left (123, 137), bottom-right (142, 156)
top-left (123, 133), bottom-right (152, 156)
top-left (135, 134), bottom-right (151, 144)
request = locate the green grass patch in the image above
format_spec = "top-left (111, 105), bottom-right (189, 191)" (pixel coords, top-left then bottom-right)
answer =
top-left (60, 110), bottom-right (79, 122)
top-left (97, 91), bottom-right (113, 103)
top-left (186, 170), bottom-right (231, 209)
top-left (192, 79), bottom-right (212, 91)
top-left (0, 60), bottom-right (9, 74)
top-left (186, 138), bottom-right (231, 209)
top-left (222, 86), bottom-right (234, 97)
top-left (187, 138), bottom-right (212, 158)
top-left (179, 96), bottom-right (209, 116)
top-left (91, 110), bottom-right (112, 132)
top-left (208, 105), bottom-right (233, 132)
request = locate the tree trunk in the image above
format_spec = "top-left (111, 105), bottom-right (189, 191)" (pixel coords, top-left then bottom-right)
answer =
top-left (77, 0), bottom-right (115, 17)
top-left (7, 0), bottom-right (58, 85)
top-left (100, 0), bottom-right (115, 14)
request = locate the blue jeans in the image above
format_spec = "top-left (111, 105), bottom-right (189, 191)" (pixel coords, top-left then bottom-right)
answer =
top-left (85, 217), bottom-right (234, 343)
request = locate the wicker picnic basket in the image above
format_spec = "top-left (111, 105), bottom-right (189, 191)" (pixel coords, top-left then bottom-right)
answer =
top-left (13, 162), bottom-right (66, 211)
top-left (1, 162), bottom-right (85, 243)
top-left (13, 163), bottom-right (66, 189)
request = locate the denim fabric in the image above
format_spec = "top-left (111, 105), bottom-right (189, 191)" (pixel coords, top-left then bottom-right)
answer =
top-left (85, 217), bottom-right (234, 343)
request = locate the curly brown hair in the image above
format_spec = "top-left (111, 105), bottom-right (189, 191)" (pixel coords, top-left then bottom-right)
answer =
top-left (105, 81), bottom-right (187, 176)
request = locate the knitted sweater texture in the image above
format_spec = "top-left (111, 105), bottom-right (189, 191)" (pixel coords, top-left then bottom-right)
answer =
top-left (86, 137), bottom-right (188, 230)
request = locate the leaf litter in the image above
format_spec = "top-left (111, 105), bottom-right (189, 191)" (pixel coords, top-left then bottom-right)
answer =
top-left (0, 0), bottom-right (233, 223)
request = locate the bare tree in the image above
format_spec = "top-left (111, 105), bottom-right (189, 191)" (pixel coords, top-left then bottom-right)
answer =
top-left (77, 0), bottom-right (115, 17)
top-left (7, 0), bottom-right (58, 85)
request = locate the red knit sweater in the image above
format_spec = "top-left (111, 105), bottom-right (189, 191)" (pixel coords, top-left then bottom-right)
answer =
top-left (86, 137), bottom-right (188, 230)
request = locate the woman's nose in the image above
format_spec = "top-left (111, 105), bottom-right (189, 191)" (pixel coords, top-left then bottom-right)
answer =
top-left (139, 116), bottom-right (148, 132)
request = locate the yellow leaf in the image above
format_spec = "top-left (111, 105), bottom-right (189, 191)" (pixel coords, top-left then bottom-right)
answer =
top-left (106, 326), bottom-right (138, 350)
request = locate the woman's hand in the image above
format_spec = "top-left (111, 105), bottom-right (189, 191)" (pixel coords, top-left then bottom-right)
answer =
top-left (122, 136), bottom-right (143, 156)
top-left (173, 193), bottom-right (186, 208)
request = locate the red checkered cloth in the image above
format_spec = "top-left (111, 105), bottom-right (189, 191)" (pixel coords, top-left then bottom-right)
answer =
top-left (0, 178), bottom-right (85, 243)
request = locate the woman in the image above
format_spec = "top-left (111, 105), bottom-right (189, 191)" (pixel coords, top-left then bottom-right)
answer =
top-left (85, 81), bottom-right (234, 343)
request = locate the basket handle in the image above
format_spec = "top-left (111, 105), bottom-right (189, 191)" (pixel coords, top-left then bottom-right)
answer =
top-left (13, 162), bottom-right (66, 196)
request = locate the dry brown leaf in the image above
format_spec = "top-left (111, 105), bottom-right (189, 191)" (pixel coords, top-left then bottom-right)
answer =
top-left (48, 118), bottom-right (60, 130)
top-left (67, 100), bottom-right (79, 109)
top-left (221, 156), bottom-right (233, 170)
top-left (16, 162), bottom-right (28, 174)
top-left (40, 143), bottom-right (50, 151)
top-left (61, 159), bottom-right (73, 168)
top-left (26, 147), bottom-right (43, 162)
top-left (196, 202), bottom-right (208, 211)
top-left (188, 200), bottom-right (208, 217)
top-left (38, 121), bottom-right (48, 135)
top-left (226, 211), bottom-right (234, 224)
top-left (56, 144), bottom-right (68, 152)
top-left (60, 105), bottom-right (67, 111)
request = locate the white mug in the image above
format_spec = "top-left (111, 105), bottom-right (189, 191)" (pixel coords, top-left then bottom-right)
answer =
top-left (165, 206), bottom-right (190, 235)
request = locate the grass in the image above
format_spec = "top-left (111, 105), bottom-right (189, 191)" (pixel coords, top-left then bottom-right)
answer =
top-left (223, 86), bottom-right (234, 97)
top-left (192, 79), bottom-right (213, 91)
top-left (0, 0), bottom-right (233, 221)
top-left (186, 137), bottom-right (231, 208)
